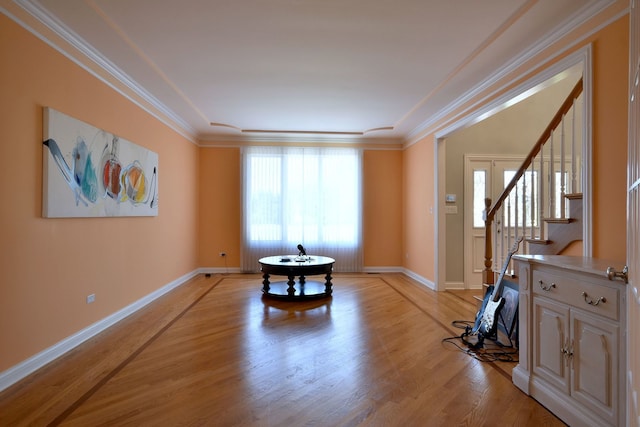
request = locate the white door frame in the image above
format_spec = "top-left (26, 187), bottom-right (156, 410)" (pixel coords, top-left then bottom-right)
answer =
top-left (626, 0), bottom-right (639, 424)
top-left (463, 155), bottom-right (527, 289)
top-left (434, 47), bottom-right (592, 292)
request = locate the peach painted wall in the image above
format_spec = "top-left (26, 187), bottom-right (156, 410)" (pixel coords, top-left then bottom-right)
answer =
top-left (196, 147), bottom-right (404, 271)
top-left (402, 13), bottom-right (629, 285)
top-left (363, 150), bottom-right (403, 267)
top-left (403, 139), bottom-right (435, 281)
top-left (198, 147), bottom-right (242, 268)
top-left (590, 16), bottom-right (628, 261)
top-left (0, 16), bottom-right (199, 371)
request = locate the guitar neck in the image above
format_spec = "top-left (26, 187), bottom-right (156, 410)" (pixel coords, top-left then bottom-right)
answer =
top-left (490, 238), bottom-right (523, 301)
top-left (491, 254), bottom-right (513, 300)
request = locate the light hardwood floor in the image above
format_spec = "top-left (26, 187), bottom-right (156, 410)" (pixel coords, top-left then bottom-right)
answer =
top-left (0, 273), bottom-right (565, 426)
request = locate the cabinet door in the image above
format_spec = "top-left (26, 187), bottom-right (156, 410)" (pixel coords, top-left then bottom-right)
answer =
top-left (571, 309), bottom-right (619, 425)
top-left (533, 296), bottom-right (570, 393)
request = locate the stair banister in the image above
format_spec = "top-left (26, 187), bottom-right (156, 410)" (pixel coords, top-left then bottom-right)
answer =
top-left (482, 197), bottom-right (494, 285)
top-left (482, 78), bottom-right (583, 285)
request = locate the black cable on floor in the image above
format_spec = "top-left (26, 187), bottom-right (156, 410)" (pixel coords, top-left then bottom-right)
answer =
top-left (441, 316), bottom-right (519, 363)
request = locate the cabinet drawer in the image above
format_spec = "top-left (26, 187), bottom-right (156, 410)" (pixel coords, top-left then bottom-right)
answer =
top-left (532, 270), bottom-right (571, 303)
top-left (532, 269), bottom-right (619, 321)
top-left (567, 280), bottom-right (619, 321)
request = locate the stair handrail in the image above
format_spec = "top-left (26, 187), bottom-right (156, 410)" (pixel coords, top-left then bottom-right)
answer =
top-left (482, 77), bottom-right (583, 285)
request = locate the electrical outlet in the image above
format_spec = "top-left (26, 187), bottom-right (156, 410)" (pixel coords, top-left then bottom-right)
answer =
top-left (86, 294), bottom-right (96, 304)
top-left (219, 252), bottom-right (226, 257)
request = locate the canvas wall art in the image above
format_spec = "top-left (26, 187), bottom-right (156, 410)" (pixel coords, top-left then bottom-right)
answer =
top-left (42, 107), bottom-right (158, 217)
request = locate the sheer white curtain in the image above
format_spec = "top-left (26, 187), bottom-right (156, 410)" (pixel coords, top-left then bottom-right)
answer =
top-left (241, 146), bottom-right (362, 272)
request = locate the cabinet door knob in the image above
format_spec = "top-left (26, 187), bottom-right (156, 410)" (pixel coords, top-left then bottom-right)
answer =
top-left (606, 265), bottom-right (628, 283)
top-left (582, 291), bottom-right (606, 306)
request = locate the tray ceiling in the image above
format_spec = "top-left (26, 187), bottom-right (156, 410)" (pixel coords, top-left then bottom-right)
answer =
top-left (6, 0), bottom-right (613, 143)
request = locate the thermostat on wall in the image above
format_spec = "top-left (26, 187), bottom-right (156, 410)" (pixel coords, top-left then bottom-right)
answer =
top-left (445, 194), bottom-right (457, 203)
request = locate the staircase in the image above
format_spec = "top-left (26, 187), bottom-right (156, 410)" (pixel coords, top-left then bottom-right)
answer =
top-left (477, 77), bottom-right (584, 304)
top-left (527, 192), bottom-right (583, 255)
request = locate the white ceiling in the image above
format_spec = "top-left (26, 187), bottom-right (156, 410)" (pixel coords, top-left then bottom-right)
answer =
top-left (8, 0), bottom-right (611, 144)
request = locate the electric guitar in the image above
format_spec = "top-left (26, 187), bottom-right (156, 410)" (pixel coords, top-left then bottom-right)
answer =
top-left (472, 237), bottom-right (523, 338)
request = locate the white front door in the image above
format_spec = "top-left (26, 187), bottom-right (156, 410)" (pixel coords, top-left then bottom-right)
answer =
top-left (464, 156), bottom-right (525, 288)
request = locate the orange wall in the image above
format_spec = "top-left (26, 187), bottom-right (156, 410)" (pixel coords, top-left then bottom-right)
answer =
top-left (197, 147), bottom-right (405, 270)
top-left (198, 147), bottom-right (242, 267)
top-left (0, 15), bottom-right (199, 371)
top-left (403, 139), bottom-right (435, 280)
top-left (402, 13), bottom-right (630, 285)
top-left (590, 16), bottom-right (629, 261)
top-left (363, 150), bottom-right (403, 267)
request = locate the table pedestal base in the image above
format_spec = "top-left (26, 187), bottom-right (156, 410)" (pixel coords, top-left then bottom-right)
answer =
top-left (259, 255), bottom-right (335, 300)
top-left (262, 273), bottom-right (333, 300)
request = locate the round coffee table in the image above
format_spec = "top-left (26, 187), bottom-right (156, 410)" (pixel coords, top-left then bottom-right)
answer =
top-left (259, 255), bottom-right (335, 299)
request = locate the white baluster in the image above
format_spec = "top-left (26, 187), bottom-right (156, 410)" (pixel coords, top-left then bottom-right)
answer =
top-left (530, 162), bottom-right (535, 241)
top-left (539, 143), bottom-right (546, 240)
top-left (561, 114), bottom-right (566, 219)
top-left (571, 98), bottom-right (577, 193)
top-left (516, 177), bottom-right (520, 242)
top-left (549, 130), bottom-right (555, 218)
top-left (521, 171), bottom-right (526, 243)
top-left (506, 195), bottom-right (512, 264)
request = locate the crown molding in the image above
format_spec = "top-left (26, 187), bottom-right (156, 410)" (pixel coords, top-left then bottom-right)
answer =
top-left (199, 131), bottom-right (405, 145)
top-left (435, 46), bottom-right (591, 140)
top-left (12, 0), bottom-right (200, 144)
top-left (8, 0), bottom-right (624, 149)
top-left (404, 0), bottom-right (619, 148)
top-left (9, 0), bottom-right (400, 147)
top-left (197, 133), bottom-right (404, 150)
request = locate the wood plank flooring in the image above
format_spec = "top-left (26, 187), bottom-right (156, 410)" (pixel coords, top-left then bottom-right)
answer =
top-left (0, 273), bottom-right (565, 426)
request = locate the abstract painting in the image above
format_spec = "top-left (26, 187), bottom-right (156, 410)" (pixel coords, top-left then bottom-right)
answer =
top-left (42, 107), bottom-right (158, 217)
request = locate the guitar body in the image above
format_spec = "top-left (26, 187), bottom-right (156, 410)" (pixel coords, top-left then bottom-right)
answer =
top-left (478, 296), bottom-right (505, 338)
top-left (471, 285), bottom-right (494, 335)
top-left (468, 237), bottom-right (523, 341)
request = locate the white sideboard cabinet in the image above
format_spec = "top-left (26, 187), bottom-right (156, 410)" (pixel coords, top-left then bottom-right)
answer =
top-left (512, 255), bottom-right (628, 427)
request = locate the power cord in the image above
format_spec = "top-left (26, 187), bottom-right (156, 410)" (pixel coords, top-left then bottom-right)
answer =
top-left (442, 313), bottom-right (519, 363)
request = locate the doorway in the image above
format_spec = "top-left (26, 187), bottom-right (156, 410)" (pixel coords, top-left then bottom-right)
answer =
top-left (463, 156), bottom-right (527, 289)
top-left (435, 50), bottom-right (590, 292)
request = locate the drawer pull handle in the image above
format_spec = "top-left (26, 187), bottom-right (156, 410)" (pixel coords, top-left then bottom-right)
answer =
top-left (582, 292), bottom-right (606, 306)
top-left (538, 280), bottom-right (556, 291)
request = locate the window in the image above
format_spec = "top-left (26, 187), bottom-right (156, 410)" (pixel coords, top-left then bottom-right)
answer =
top-left (473, 170), bottom-right (487, 228)
top-left (242, 146), bottom-right (362, 272)
top-left (504, 170), bottom-right (538, 228)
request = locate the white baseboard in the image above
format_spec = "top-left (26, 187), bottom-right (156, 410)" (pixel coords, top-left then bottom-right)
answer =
top-left (444, 281), bottom-right (466, 290)
top-left (198, 267), bottom-right (243, 274)
top-left (402, 268), bottom-right (436, 290)
top-left (512, 365), bottom-right (530, 395)
top-left (0, 270), bottom-right (199, 393)
top-left (362, 266), bottom-right (404, 273)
